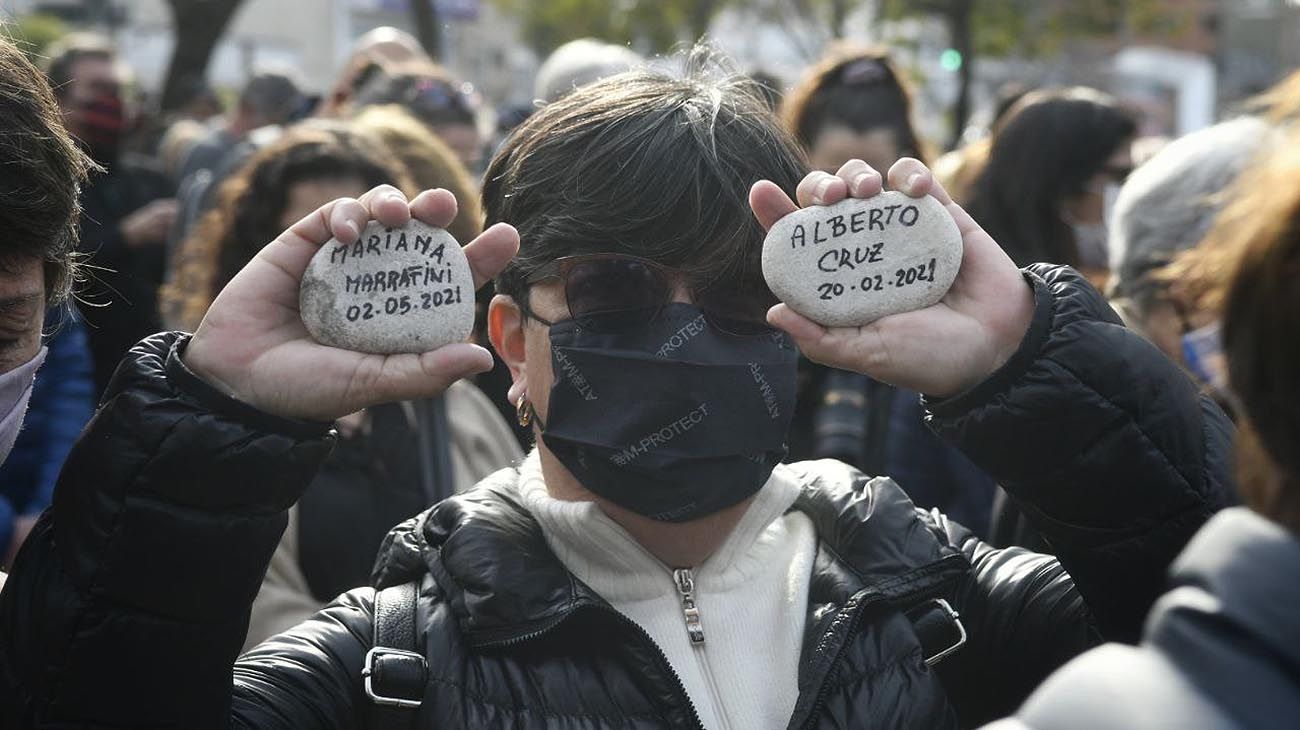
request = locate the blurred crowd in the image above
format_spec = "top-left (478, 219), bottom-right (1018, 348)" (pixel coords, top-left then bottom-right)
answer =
top-left (0, 21), bottom-right (1297, 728)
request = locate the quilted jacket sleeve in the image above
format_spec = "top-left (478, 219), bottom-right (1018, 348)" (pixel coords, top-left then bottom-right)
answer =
top-left (0, 333), bottom-right (363, 729)
top-left (924, 266), bottom-right (1234, 724)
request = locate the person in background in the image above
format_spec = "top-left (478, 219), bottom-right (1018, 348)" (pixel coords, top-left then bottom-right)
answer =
top-left (965, 87), bottom-right (1136, 280)
top-left (985, 93), bottom-right (1300, 730)
top-left (1108, 116), bottom-right (1273, 391)
top-left (0, 37), bottom-right (94, 590)
top-left (782, 45), bottom-right (929, 175)
top-left (780, 45), bottom-right (997, 537)
top-left (0, 308), bottom-right (94, 568)
top-left (43, 33), bottom-right (177, 398)
top-left (160, 123), bottom-right (520, 648)
top-left (169, 69), bottom-right (310, 252)
top-left (319, 25), bottom-right (428, 119)
top-left (533, 37), bottom-right (644, 103)
top-left (177, 69), bottom-right (308, 186)
top-left (354, 62), bottom-right (488, 173)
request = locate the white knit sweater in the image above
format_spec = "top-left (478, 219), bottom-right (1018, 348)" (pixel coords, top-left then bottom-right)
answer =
top-left (517, 451), bottom-right (817, 730)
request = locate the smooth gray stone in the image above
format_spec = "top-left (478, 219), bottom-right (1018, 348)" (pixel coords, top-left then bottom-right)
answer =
top-left (762, 191), bottom-right (962, 327)
top-left (300, 220), bottom-right (475, 353)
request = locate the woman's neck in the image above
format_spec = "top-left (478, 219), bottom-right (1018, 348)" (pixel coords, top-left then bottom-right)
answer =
top-left (536, 446), bottom-right (753, 568)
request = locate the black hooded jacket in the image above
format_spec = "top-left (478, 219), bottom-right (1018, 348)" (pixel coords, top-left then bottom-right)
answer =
top-left (0, 266), bottom-right (1234, 728)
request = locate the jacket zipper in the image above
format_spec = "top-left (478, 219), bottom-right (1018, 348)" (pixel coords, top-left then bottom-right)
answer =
top-left (477, 603), bottom-right (707, 730)
top-left (791, 591), bottom-right (885, 730)
top-left (676, 567), bottom-right (735, 730)
top-left (673, 568), bottom-right (705, 645)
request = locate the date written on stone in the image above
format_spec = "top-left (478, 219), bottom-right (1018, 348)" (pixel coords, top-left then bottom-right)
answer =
top-left (762, 191), bottom-right (962, 327)
top-left (299, 219), bottom-right (475, 354)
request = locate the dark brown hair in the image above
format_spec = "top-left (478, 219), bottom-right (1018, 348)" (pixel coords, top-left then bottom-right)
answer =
top-left (484, 52), bottom-right (807, 315)
top-left (0, 36), bottom-right (96, 304)
top-left (1212, 127), bottom-right (1300, 533)
top-left (161, 123), bottom-right (409, 330)
top-left (781, 44), bottom-right (925, 163)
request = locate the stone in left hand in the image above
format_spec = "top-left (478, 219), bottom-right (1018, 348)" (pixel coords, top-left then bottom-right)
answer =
top-left (299, 219), bottom-right (476, 353)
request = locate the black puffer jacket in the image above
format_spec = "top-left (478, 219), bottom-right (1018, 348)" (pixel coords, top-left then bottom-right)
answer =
top-left (0, 266), bottom-right (1233, 729)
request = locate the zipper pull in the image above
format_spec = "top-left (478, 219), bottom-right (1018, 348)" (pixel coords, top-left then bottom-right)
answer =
top-left (673, 568), bottom-right (705, 645)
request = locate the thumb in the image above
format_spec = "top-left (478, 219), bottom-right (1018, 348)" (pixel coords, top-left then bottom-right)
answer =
top-left (355, 343), bottom-right (495, 404)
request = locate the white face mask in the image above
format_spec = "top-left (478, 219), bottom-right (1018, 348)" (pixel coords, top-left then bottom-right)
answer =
top-left (1068, 182), bottom-right (1122, 270)
top-left (0, 347), bottom-right (48, 466)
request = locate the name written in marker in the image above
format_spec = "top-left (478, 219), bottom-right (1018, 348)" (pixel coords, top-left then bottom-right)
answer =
top-left (329, 230), bottom-right (446, 264)
top-left (344, 264), bottom-right (454, 294)
top-left (789, 204), bottom-right (920, 249)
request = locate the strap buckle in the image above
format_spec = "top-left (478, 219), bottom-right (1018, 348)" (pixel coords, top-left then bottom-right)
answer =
top-left (362, 646), bottom-right (428, 709)
top-left (920, 598), bottom-right (967, 667)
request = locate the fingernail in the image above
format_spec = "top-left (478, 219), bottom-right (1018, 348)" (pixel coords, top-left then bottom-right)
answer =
top-left (344, 220), bottom-right (360, 240)
top-left (906, 172), bottom-right (924, 191)
top-left (852, 172), bottom-right (875, 194)
top-left (815, 177), bottom-right (834, 204)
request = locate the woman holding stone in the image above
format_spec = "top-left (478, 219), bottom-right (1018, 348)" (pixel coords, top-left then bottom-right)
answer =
top-left (1, 61), bottom-right (1231, 728)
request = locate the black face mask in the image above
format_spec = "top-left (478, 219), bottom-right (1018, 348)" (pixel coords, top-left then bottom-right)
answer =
top-left (538, 303), bottom-right (798, 522)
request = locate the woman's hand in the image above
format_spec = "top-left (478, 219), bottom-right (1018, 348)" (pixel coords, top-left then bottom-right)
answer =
top-left (184, 185), bottom-right (519, 421)
top-left (750, 158), bottom-right (1034, 398)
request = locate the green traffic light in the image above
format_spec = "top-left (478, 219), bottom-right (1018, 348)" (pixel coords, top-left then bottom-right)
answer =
top-left (940, 48), bottom-right (962, 71)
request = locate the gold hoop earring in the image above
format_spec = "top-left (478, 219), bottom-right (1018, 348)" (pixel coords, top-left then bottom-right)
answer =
top-left (516, 396), bottom-right (533, 427)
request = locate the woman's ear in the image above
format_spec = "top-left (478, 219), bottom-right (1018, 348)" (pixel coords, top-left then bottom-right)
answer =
top-left (488, 294), bottom-right (527, 388)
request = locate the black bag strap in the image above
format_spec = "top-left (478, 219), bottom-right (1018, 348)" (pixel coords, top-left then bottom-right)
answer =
top-left (904, 598), bottom-right (967, 667)
top-left (364, 580), bottom-right (428, 727)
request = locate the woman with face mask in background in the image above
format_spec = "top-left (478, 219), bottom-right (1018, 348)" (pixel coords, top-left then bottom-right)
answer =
top-left (965, 88), bottom-right (1136, 285)
top-left (1, 53), bottom-right (1232, 729)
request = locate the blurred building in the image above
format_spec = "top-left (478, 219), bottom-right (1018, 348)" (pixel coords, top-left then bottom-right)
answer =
top-left (8, 0), bottom-right (538, 108)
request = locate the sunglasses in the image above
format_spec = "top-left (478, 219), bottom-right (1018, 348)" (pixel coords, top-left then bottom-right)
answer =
top-left (522, 253), bottom-right (778, 335)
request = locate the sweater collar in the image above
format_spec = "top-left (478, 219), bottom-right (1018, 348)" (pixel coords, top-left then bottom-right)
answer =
top-left (373, 460), bottom-right (966, 647)
top-left (516, 450), bottom-right (804, 601)
top-left (1155, 507), bottom-right (1300, 668)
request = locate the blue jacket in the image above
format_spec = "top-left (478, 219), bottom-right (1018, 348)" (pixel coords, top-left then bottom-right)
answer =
top-left (0, 310), bottom-right (95, 550)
